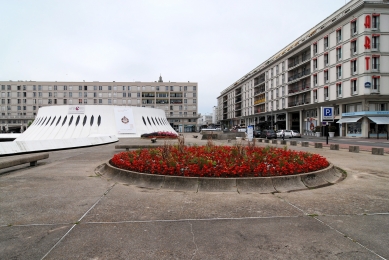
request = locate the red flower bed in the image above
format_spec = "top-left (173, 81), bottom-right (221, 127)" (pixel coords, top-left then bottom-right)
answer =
top-left (110, 145), bottom-right (329, 177)
top-left (141, 131), bottom-right (178, 138)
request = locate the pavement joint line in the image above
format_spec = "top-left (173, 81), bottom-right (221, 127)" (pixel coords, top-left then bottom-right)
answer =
top-left (0, 223), bottom-right (73, 228)
top-left (84, 215), bottom-right (303, 225)
top-left (188, 221), bottom-right (199, 260)
top-left (275, 195), bottom-right (388, 260)
top-left (3, 212), bottom-right (387, 229)
top-left (40, 183), bottom-right (116, 260)
top-left (312, 216), bottom-right (387, 260)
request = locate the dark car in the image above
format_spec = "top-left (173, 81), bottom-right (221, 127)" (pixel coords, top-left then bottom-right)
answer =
top-left (260, 129), bottom-right (277, 139)
top-left (253, 130), bottom-right (261, 138)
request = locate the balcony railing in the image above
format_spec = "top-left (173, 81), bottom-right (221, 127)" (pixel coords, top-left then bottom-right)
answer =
top-left (254, 87), bottom-right (266, 95)
top-left (288, 56), bottom-right (310, 68)
top-left (254, 98), bottom-right (266, 105)
top-left (254, 78), bottom-right (265, 86)
top-left (288, 69), bottom-right (311, 82)
top-left (288, 83), bottom-right (311, 94)
top-left (142, 94), bottom-right (155, 97)
top-left (288, 99), bottom-right (311, 107)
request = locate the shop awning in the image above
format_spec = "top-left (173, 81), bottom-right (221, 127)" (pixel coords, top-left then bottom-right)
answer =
top-left (368, 117), bottom-right (389, 125)
top-left (337, 117), bottom-right (362, 123)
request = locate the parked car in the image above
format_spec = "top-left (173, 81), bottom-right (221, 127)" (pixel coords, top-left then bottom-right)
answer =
top-left (276, 130), bottom-right (293, 138)
top-left (290, 130), bottom-right (301, 138)
top-left (260, 129), bottom-right (277, 139)
top-left (253, 130), bottom-right (261, 138)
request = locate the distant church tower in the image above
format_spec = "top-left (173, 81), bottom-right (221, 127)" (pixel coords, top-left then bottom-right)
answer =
top-left (158, 74), bottom-right (163, 82)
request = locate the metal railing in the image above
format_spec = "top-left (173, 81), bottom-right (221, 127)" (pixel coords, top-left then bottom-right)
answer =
top-left (288, 99), bottom-right (311, 107)
top-left (288, 83), bottom-right (311, 94)
top-left (288, 69), bottom-right (311, 82)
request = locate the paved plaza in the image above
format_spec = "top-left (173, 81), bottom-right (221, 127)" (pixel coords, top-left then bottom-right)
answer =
top-left (1, 135), bottom-right (388, 259)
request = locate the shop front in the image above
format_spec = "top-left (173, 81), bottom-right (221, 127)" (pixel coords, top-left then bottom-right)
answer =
top-left (337, 111), bottom-right (389, 138)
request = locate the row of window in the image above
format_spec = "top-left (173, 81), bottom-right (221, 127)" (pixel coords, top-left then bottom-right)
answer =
top-left (313, 15), bottom-right (380, 55)
top-left (313, 57), bottom-right (379, 85)
top-left (1, 85), bottom-right (197, 92)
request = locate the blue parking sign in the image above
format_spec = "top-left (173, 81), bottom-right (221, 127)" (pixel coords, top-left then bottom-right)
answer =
top-left (321, 107), bottom-right (334, 122)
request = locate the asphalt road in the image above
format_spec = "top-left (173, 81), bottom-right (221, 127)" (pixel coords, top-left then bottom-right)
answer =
top-left (300, 136), bottom-right (389, 149)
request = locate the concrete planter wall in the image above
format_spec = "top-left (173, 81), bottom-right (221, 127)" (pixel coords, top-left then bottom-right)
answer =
top-left (96, 161), bottom-right (345, 193)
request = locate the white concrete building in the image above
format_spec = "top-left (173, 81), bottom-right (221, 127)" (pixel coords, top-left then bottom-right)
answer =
top-left (217, 0), bottom-right (389, 138)
top-left (197, 113), bottom-right (213, 127)
top-left (0, 76), bottom-right (199, 133)
top-left (0, 105), bottom-right (177, 155)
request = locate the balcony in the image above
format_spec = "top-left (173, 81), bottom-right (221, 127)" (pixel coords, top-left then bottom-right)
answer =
top-left (288, 69), bottom-right (310, 82)
top-left (170, 99), bottom-right (183, 104)
top-left (156, 99), bottom-right (168, 104)
top-left (142, 100), bottom-right (155, 104)
top-left (142, 93), bottom-right (155, 98)
top-left (288, 99), bottom-right (311, 107)
top-left (254, 77), bottom-right (265, 86)
top-left (254, 86), bottom-right (266, 95)
top-left (235, 98), bottom-right (242, 103)
top-left (288, 56), bottom-right (310, 69)
top-left (170, 93), bottom-right (183, 97)
top-left (288, 83), bottom-right (311, 95)
top-left (254, 98), bottom-right (266, 105)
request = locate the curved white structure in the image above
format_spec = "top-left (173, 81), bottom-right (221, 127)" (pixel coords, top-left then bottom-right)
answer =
top-left (0, 105), bottom-right (177, 155)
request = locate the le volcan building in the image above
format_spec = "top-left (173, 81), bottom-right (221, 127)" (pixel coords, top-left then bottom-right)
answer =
top-left (217, 0), bottom-right (389, 138)
top-left (0, 76), bottom-right (199, 133)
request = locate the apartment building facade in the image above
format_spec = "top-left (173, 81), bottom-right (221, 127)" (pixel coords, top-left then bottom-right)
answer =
top-left (217, 0), bottom-right (389, 138)
top-left (0, 76), bottom-right (198, 133)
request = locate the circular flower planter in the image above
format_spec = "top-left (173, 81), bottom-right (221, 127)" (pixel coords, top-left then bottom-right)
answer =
top-left (99, 145), bottom-right (345, 193)
top-left (95, 162), bottom-right (345, 193)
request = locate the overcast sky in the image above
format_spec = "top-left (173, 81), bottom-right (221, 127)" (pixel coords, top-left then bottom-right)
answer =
top-left (1, 0), bottom-right (349, 114)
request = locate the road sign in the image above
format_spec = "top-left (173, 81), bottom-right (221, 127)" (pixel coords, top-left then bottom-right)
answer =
top-left (321, 107), bottom-right (334, 122)
top-left (247, 125), bottom-right (253, 141)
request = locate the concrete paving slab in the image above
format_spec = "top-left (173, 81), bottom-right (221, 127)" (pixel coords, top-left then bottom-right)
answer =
top-left (45, 217), bottom-right (379, 259)
top-left (0, 171), bottom-right (112, 225)
top-left (275, 170), bottom-right (389, 216)
top-left (0, 224), bottom-right (72, 260)
top-left (82, 184), bottom-right (303, 222)
top-left (317, 214), bottom-right (389, 259)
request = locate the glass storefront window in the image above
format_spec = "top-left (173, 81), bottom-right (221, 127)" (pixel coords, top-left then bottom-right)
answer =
top-left (347, 122), bottom-right (362, 135)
